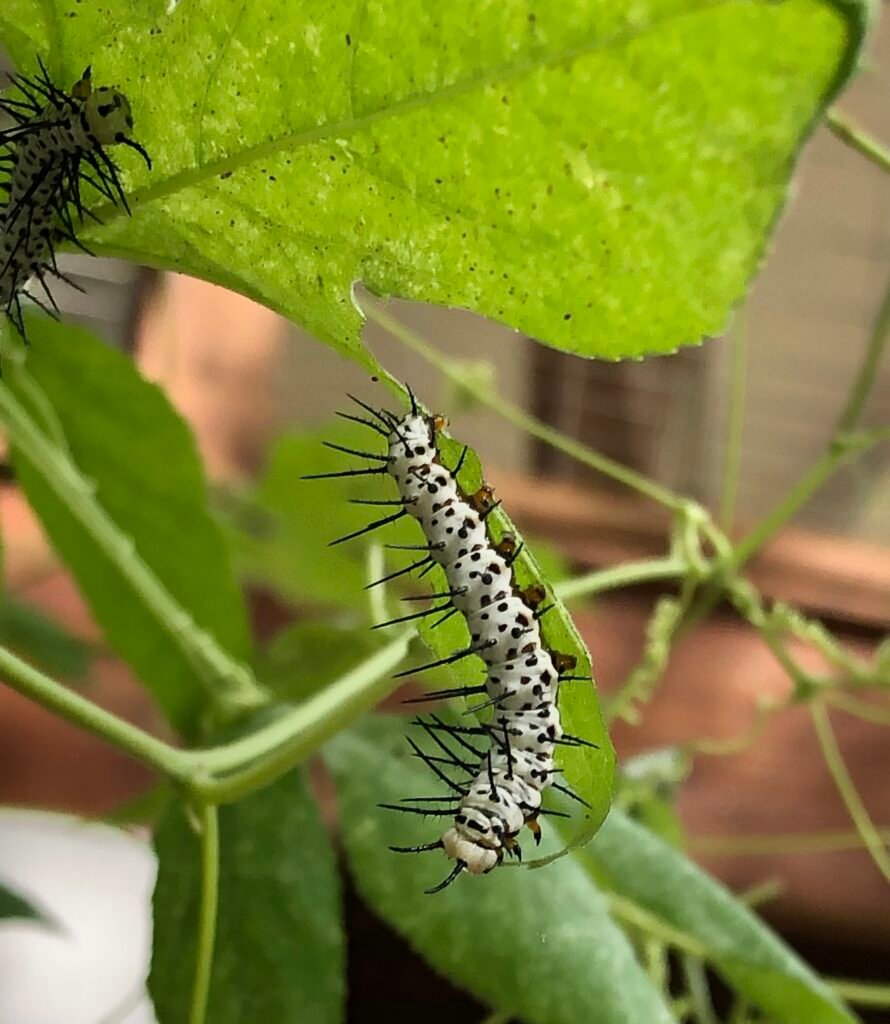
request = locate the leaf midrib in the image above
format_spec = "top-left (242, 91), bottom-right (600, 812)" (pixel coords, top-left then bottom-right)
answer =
top-left (94, 0), bottom-right (730, 226)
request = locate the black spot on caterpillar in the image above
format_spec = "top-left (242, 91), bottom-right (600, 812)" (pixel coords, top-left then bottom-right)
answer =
top-left (0, 58), bottom-right (151, 344)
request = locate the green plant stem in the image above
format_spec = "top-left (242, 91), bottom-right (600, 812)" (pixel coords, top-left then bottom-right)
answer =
top-left (683, 263), bottom-right (890, 631)
top-left (642, 935), bottom-right (668, 991)
top-left (725, 584), bottom-right (819, 695)
top-left (689, 828), bottom-right (890, 857)
top-left (604, 892), bottom-right (890, 1017)
top-left (0, 627), bottom-right (411, 804)
top-left (10, 366), bottom-right (71, 454)
top-left (604, 892), bottom-right (707, 959)
top-left (365, 543), bottom-right (389, 625)
top-left (828, 691), bottom-right (890, 727)
top-left (685, 427), bottom-right (890, 629)
top-left (682, 954), bottom-right (718, 1024)
top-left (0, 641), bottom-right (189, 781)
top-left (835, 273), bottom-right (890, 433)
top-left (605, 580), bottom-right (698, 724)
top-left (189, 802), bottom-right (219, 1024)
top-left (553, 556), bottom-right (687, 602)
top-left (719, 315), bottom-right (747, 534)
top-left (727, 581), bottom-right (883, 692)
top-left (779, 611), bottom-right (878, 688)
top-left (362, 298), bottom-right (687, 512)
top-left (738, 878), bottom-right (784, 909)
top-left (195, 629), bottom-right (413, 802)
top-left (828, 978), bottom-right (890, 1009)
top-left (0, 382), bottom-right (267, 719)
top-left (826, 110), bottom-right (890, 176)
top-left (688, 697), bottom-right (777, 757)
top-left (810, 700), bottom-right (890, 884)
top-left (729, 428), bottom-right (889, 575)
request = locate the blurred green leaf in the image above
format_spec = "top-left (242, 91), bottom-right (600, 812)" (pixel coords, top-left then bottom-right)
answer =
top-left (150, 770), bottom-right (344, 1024)
top-left (7, 320), bottom-right (251, 738)
top-left (624, 795), bottom-right (685, 849)
top-left (0, 598), bottom-right (91, 681)
top-left (327, 718), bottom-right (676, 1024)
top-left (1, 1), bottom-right (869, 364)
top-left (224, 425), bottom-right (417, 610)
top-left (255, 620), bottom-right (384, 701)
top-left (104, 783), bottom-right (173, 828)
top-left (0, 881), bottom-right (42, 923)
top-left (585, 809), bottom-right (859, 1024)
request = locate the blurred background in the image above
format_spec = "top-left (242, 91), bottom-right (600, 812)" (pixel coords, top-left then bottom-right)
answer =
top-left (1, 12), bottom-right (890, 1024)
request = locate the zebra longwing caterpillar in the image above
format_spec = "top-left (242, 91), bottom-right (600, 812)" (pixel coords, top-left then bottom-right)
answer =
top-left (0, 58), bottom-right (150, 340)
top-left (309, 389), bottom-right (597, 893)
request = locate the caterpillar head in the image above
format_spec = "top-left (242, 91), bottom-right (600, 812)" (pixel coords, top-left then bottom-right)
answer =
top-left (71, 67), bottom-right (151, 167)
top-left (84, 87), bottom-right (134, 146)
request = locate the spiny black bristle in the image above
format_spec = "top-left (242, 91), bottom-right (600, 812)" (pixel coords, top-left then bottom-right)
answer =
top-left (392, 639), bottom-right (494, 679)
top-left (329, 508), bottom-right (407, 546)
top-left (378, 803), bottom-right (458, 818)
top-left (364, 555), bottom-right (432, 590)
top-left (322, 440), bottom-right (389, 462)
top-left (389, 841), bottom-right (444, 854)
top-left (425, 861), bottom-right (465, 895)
top-left (401, 683), bottom-right (487, 705)
top-left (551, 781), bottom-right (592, 809)
top-left (401, 588), bottom-right (466, 603)
top-left (405, 737), bottom-right (468, 795)
top-left (371, 600), bottom-right (453, 630)
top-left (336, 409), bottom-right (390, 437)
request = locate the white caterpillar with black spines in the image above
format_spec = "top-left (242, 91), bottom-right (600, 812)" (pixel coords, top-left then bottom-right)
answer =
top-left (0, 59), bottom-right (150, 339)
top-left (309, 392), bottom-right (595, 893)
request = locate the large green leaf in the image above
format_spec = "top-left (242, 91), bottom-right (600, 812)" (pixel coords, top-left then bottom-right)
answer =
top-left (327, 719), bottom-right (676, 1024)
top-left (6, 319), bottom-right (252, 736)
top-left (150, 770), bottom-right (344, 1024)
top-left (585, 809), bottom-right (859, 1024)
top-left (1, 1), bottom-right (870, 365)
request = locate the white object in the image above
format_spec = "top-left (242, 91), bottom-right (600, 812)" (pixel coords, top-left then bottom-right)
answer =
top-left (0, 808), bottom-right (157, 1024)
